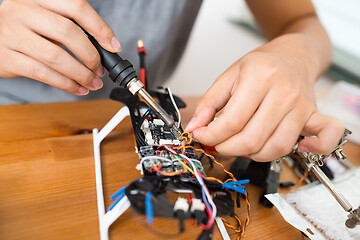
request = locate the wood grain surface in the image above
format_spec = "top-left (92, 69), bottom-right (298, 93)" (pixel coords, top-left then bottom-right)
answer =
top-left (0, 98), bottom-right (359, 240)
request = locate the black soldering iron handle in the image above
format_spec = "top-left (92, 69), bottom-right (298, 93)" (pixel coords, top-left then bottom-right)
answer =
top-left (82, 29), bottom-right (137, 88)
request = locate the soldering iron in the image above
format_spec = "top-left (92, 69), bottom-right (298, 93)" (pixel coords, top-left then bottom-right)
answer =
top-left (79, 26), bottom-right (180, 134)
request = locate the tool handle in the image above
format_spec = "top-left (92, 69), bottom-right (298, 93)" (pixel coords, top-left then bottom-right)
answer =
top-left (76, 23), bottom-right (137, 87)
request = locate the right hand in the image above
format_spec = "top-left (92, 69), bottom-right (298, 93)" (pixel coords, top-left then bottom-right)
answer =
top-left (0, 0), bottom-right (122, 95)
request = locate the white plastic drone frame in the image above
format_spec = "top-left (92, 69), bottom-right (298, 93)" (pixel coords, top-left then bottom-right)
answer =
top-left (92, 106), bottom-right (230, 240)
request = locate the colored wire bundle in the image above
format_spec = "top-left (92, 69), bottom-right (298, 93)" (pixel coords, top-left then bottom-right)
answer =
top-left (163, 145), bottom-right (217, 229)
top-left (113, 129), bottom-right (251, 238)
top-left (176, 132), bottom-right (251, 238)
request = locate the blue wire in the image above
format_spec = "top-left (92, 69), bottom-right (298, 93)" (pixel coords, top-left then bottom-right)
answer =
top-left (145, 192), bottom-right (154, 224)
top-left (110, 186), bottom-right (127, 200)
top-left (201, 188), bottom-right (212, 213)
top-left (221, 184), bottom-right (247, 195)
top-left (108, 185), bottom-right (128, 211)
top-left (107, 191), bottom-right (126, 211)
top-left (223, 179), bottom-right (249, 186)
top-left (197, 172), bottom-right (212, 214)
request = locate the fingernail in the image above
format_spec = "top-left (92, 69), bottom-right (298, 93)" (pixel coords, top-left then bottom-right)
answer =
top-left (111, 36), bottom-right (122, 52)
top-left (78, 86), bottom-right (89, 95)
top-left (95, 66), bottom-right (105, 77)
top-left (299, 145), bottom-right (309, 153)
top-left (185, 117), bottom-right (197, 132)
top-left (92, 77), bottom-right (103, 90)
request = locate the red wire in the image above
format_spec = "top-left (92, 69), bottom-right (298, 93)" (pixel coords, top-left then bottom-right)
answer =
top-left (200, 204), bottom-right (213, 230)
top-left (140, 68), bottom-right (146, 87)
top-left (188, 193), bottom-right (195, 226)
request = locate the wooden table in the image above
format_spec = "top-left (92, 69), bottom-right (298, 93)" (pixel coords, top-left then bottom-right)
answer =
top-left (0, 98), bottom-right (359, 240)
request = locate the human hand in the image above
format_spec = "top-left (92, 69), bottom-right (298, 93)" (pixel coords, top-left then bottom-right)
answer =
top-left (0, 0), bottom-right (121, 95)
top-left (185, 35), bottom-right (344, 162)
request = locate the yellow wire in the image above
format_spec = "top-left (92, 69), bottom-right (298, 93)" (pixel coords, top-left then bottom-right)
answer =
top-left (204, 177), bottom-right (223, 184)
top-left (173, 155), bottom-right (195, 175)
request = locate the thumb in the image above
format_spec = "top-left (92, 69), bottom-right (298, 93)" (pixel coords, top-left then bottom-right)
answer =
top-left (298, 111), bottom-right (345, 154)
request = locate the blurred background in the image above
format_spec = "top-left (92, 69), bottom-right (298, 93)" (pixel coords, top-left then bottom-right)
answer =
top-left (166, 0), bottom-right (360, 144)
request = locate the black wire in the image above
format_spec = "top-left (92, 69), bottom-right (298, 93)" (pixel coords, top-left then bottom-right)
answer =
top-left (131, 208), bottom-right (182, 239)
top-left (134, 111), bottom-right (145, 146)
top-left (135, 109), bottom-right (151, 146)
top-left (199, 143), bottom-right (214, 168)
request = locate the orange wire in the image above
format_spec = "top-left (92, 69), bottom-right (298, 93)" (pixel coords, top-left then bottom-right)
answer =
top-left (190, 147), bottom-right (237, 181)
top-left (296, 171), bottom-right (308, 185)
top-left (219, 217), bottom-right (242, 233)
top-left (240, 193), bottom-right (251, 238)
top-left (153, 165), bottom-right (186, 176)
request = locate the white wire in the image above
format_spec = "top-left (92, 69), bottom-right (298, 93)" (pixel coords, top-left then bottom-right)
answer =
top-left (188, 158), bottom-right (203, 166)
top-left (180, 153), bottom-right (217, 226)
top-left (166, 87), bottom-right (181, 128)
top-left (215, 217), bottom-right (231, 240)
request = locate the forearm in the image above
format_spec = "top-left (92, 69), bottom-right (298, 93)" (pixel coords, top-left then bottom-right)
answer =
top-left (187, 1), bottom-right (342, 161)
top-left (279, 15), bottom-right (332, 78)
top-left (252, 16), bottom-right (331, 85)
top-left (246, 0), bottom-right (332, 82)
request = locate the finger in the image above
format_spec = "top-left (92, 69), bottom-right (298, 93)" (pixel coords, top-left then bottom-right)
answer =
top-left (249, 110), bottom-right (308, 162)
top-left (7, 50), bottom-right (89, 95)
top-left (214, 87), bottom-right (294, 156)
top-left (191, 70), bottom-right (270, 146)
top-left (23, 6), bottom-right (103, 74)
top-left (8, 28), bottom-right (103, 91)
top-left (36, 0), bottom-right (121, 52)
top-left (184, 70), bottom-right (236, 133)
top-left (298, 111), bottom-right (344, 154)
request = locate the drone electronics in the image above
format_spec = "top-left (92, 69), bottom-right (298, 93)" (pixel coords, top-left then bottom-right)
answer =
top-left (92, 41), bottom-right (251, 240)
top-left (92, 40), bottom-right (359, 240)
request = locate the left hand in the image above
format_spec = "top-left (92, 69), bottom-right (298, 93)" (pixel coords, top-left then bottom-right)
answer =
top-left (185, 35), bottom-right (344, 162)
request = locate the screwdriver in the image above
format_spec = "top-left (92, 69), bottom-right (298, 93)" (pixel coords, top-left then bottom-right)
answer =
top-left (79, 27), bottom-right (180, 133)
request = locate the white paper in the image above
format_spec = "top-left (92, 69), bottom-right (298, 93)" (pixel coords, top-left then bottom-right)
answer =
top-left (266, 168), bottom-right (360, 240)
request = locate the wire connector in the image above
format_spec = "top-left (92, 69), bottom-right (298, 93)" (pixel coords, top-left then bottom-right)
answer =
top-left (191, 199), bottom-right (206, 226)
top-left (191, 198), bottom-right (205, 212)
top-left (174, 197), bottom-right (190, 212)
top-left (174, 197), bottom-right (189, 232)
top-left (137, 40), bottom-right (147, 55)
top-left (221, 179), bottom-right (249, 195)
